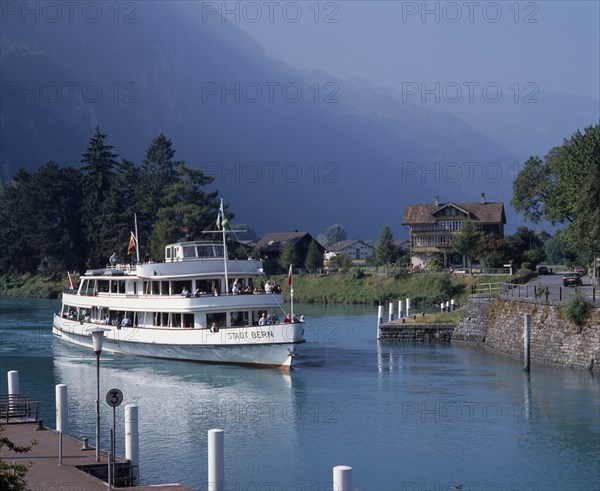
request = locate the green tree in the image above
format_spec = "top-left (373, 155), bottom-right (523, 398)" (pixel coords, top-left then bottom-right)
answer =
top-left (505, 227), bottom-right (546, 269)
top-left (512, 124), bottom-right (600, 269)
top-left (137, 134), bottom-right (179, 247)
top-left (80, 127), bottom-right (120, 267)
top-left (452, 220), bottom-right (480, 274)
top-left (330, 253), bottom-right (353, 272)
top-left (278, 242), bottom-right (298, 272)
top-left (149, 163), bottom-right (218, 259)
top-left (375, 225), bottom-right (396, 266)
top-left (318, 224), bottom-right (347, 248)
top-left (544, 236), bottom-right (566, 264)
top-left (304, 240), bottom-right (323, 272)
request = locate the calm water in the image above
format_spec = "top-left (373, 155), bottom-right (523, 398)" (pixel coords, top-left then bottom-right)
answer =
top-left (0, 297), bottom-right (599, 491)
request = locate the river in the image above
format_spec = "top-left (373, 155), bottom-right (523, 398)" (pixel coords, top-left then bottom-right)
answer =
top-left (0, 298), bottom-right (598, 491)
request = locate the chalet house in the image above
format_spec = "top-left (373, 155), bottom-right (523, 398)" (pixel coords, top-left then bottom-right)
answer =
top-left (256, 231), bottom-right (325, 272)
top-left (402, 193), bottom-right (506, 268)
top-left (327, 240), bottom-right (375, 261)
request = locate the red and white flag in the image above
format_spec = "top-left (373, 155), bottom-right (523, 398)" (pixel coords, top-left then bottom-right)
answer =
top-left (288, 264), bottom-right (293, 286)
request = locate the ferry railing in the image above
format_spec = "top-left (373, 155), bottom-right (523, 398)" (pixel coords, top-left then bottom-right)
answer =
top-left (0, 395), bottom-right (40, 423)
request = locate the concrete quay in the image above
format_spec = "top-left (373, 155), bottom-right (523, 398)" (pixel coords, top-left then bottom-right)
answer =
top-left (1, 422), bottom-right (191, 490)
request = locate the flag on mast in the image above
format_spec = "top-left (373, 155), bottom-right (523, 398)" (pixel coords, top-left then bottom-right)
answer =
top-left (67, 271), bottom-right (74, 290)
top-left (216, 200), bottom-right (229, 230)
top-left (127, 232), bottom-right (136, 255)
top-left (288, 264), bottom-right (293, 286)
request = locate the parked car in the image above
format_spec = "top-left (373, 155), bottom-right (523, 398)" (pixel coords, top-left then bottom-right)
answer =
top-left (563, 272), bottom-right (583, 287)
top-left (574, 266), bottom-right (586, 276)
top-left (538, 266), bottom-right (549, 275)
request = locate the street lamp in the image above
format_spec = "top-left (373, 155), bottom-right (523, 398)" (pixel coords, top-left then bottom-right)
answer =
top-left (90, 328), bottom-right (107, 463)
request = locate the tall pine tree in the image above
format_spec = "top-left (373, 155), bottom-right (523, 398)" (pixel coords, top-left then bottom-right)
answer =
top-left (81, 127), bottom-right (120, 266)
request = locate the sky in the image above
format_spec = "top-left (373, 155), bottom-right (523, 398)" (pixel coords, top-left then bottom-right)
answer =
top-left (218, 0), bottom-right (599, 100)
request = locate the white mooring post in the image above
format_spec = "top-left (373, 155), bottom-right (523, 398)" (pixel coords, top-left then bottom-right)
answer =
top-left (445, 300), bottom-right (450, 312)
top-left (406, 298), bottom-right (411, 317)
top-left (523, 314), bottom-right (531, 371)
top-left (451, 299), bottom-right (455, 311)
top-left (388, 302), bottom-right (395, 322)
top-left (56, 384), bottom-right (68, 465)
top-left (8, 370), bottom-right (19, 396)
top-left (125, 404), bottom-right (140, 485)
top-left (440, 302), bottom-right (445, 313)
top-left (208, 428), bottom-right (225, 491)
top-left (333, 465), bottom-right (353, 491)
top-left (377, 304), bottom-right (383, 339)
top-left (398, 300), bottom-right (403, 319)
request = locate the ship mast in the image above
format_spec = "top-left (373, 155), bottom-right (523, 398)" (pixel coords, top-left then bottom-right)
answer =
top-left (218, 198), bottom-right (229, 293)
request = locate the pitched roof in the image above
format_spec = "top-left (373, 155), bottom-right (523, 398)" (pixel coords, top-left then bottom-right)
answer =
top-left (328, 240), bottom-right (374, 252)
top-left (256, 232), bottom-right (324, 253)
top-left (402, 201), bottom-right (506, 225)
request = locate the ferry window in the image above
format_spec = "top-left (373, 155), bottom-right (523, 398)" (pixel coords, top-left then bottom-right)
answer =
top-left (110, 280), bottom-right (117, 293)
top-left (196, 245), bottom-right (207, 257)
top-left (230, 311), bottom-right (248, 326)
top-left (161, 281), bottom-right (170, 295)
top-left (183, 246), bottom-right (196, 258)
top-left (118, 281), bottom-right (126, 294)
top-left (152, 281), bottom-right (160, 294)
top-left (206, 312), bottom-right (226, 328)
top-left (173, 281), bottom-right (192, 296)
top-left (213, 245), bottom-right (224, 257)
top-left (183, 313), bottom-right (194, 328)
top-left (166, 248), bottom-right (171, 259)
top-left (98, 280), bottom-right (109, 293)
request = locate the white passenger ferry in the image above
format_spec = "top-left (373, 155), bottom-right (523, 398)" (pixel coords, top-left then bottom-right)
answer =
top-left (52, 234), bottom-right (304, 368)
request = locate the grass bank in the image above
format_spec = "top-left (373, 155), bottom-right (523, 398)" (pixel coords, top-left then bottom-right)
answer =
top-left (274, 272), bottom-right (513, 306)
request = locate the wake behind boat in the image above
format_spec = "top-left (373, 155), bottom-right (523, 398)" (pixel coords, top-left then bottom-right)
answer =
top-left (52, 208), bottom-right (305, 368)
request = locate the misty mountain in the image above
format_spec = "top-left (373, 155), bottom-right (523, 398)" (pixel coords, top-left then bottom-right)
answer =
top-left (1, 2), bottom-right (523, 239)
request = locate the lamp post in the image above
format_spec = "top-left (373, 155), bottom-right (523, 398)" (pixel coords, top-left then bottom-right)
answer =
top-left (90, 328), bottom-right (106, 463)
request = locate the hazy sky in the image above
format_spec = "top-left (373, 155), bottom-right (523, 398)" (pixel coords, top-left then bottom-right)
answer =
top-left (217, 0), bottom-right (599, 100)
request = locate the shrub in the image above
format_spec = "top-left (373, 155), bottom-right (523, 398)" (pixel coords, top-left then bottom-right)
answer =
top-left (563, 292), bottom-right (593, 327)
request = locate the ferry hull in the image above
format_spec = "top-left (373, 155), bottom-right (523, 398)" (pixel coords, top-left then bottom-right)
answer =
top-left (53, 315), bottom-right (303, 368)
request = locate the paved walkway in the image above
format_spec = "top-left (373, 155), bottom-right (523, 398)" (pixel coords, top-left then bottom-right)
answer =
top-left (1, 422), bottom-right (191, 490)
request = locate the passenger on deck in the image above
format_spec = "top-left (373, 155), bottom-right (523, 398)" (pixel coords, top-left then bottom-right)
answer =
top-left (181, 286), bottom-right (190, 297)
top-left (258, 313), bottom-right (267, 326)
top-left (122, 317), bottom-right (132, 327)
top-left (283, 313), bottom-right (291, 323)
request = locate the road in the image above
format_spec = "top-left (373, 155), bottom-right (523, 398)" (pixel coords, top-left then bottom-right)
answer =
top-left (524, 273), bottom-right (598, 303)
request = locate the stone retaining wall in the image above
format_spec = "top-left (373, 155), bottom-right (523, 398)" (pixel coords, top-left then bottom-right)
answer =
top-left (484, 297), bottom-right (600, 370)
top-left (378, 324), bottom-right (455, 343)
top-left (451, 295), bottom-right (495, 346)
top-left (453, 295), bottom-right (600, 370)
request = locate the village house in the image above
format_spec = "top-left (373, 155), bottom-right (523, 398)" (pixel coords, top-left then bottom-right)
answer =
top-left (256, 231), bottom-right (325, 273)
top-left (327, 240), bottom-right (375, 261)
top-left (402, 193), bottom-right (506, 269)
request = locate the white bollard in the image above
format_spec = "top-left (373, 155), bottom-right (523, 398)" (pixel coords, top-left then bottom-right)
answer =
top-left (56, 384), bottom-right (68, 465)
top-left (406, 298), bottom-right (411, 317)
top-left (445, 301), bottom-right (450, 312)
top-left (8, 370), bottom-right (19, 396)
top-left (451, 299), bottom-right (455, 311)
top-left (388, 302), bottom-right (395, 322)
top-left (125, 404), bottom-right (140, 485)
top-left (377, 305), bottom-right (383, 327)
top-left (440, 302), bottom-right (445, 312)
top-left (208, 428), bottom-right (225, 491)
top-left (333, 465), bottom-right (352, 491)
top-left (398, 300), bottom-right (403, 319)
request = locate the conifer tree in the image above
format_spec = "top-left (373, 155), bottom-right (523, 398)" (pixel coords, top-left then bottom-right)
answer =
top-left (376, 225), bottom-right (396, 266)
top-left (81, 127), bottom-right (120, 266)
top-left (304, 239), bottom-right (323, 273)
